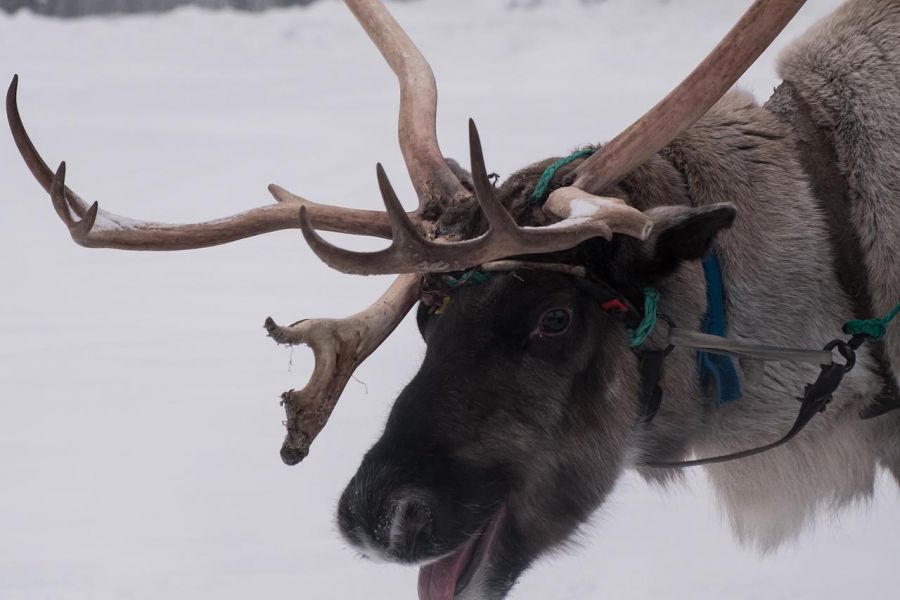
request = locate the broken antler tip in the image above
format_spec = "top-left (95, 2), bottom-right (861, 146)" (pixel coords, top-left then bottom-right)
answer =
top-left (264, 317), bottom-right (294, 342)
top-left (280, 443), bottom-right (309, 466)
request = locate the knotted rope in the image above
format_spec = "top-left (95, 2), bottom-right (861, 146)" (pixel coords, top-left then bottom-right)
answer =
top-left (529, 148), bottom-right (596, 205)
top-left (843, 303), bottom-right (900, 341)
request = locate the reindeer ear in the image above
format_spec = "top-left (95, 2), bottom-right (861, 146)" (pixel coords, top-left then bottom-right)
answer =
top-left (637, 202), bottom-right (736, 282)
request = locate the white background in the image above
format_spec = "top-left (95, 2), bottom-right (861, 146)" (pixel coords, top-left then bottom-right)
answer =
top-left (1, 1), bottom-right (898, 598)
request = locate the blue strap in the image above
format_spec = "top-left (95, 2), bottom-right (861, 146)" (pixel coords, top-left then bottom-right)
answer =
top-left (699, 251), bottom-right (743, 407)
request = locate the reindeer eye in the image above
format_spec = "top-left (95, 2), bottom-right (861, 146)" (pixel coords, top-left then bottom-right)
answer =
top-left (538, 308), bottom-right (572, 336)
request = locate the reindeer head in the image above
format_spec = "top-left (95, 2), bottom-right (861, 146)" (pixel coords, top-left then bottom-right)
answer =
top-left (7, 1), bottom-right (806, 598)
top-left (330, 156), bottom-right (739, 600)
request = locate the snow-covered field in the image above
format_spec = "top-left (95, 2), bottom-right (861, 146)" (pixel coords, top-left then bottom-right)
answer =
top-left (1, 0), bottom-right (898, 598)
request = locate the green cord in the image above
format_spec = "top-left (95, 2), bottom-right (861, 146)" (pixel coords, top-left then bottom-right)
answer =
top-left (843, 303), bottom-right (900, 341)
top-left (445, 269), bottom-right (491, 289)
top-left (529, 148), bottom-right (597, 206)
top-left (628, 288), bottom-right (660, 348)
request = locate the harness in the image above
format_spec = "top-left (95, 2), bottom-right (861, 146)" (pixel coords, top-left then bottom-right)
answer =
top-left (430, 259), bottom-right (899, 469)
top-left (573, 256), bottom-right (900, 468)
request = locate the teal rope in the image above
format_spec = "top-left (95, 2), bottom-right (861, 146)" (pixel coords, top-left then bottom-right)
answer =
top-left (627, 288), bottom-right (660, 348)
top-left (445, 269), bottom-right (491, 289)
top-left (843, 303), bottom-right (900, 341)
top-left (529, 148), bottom-right (597, 205)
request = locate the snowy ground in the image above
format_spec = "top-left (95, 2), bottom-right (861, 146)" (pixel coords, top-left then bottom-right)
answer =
top-left (1, 0), bottom-right (898, 598)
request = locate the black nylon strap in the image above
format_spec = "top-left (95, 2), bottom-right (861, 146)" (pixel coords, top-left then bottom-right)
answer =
top-left (643, 337), bottom-right (859, 469)
top-left (636, 350), bottom-right (667, 424)
top-left (574, 278), bottom-right (670, 425)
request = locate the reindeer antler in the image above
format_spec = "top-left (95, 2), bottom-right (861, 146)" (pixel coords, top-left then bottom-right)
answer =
top-left (9, 0), bottom-right (805, 464)
top-left (265, 274), bottom-right (421, 465)
top-left (6, 75), bottom-right (395, 247)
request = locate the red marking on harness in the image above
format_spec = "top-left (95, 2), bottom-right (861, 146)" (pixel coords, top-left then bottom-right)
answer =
top-left (601, 299), bottom-right (629, 314)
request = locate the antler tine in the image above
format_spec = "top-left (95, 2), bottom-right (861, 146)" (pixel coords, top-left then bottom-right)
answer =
top-left (49, 162), bottom-right (99, 242)
top-left (571, 0), bottom-right (806, 194)
top-left (375, 162), bottom-right (432, 243)
top-left (344, 0), bottom-right (466, 207)
top-left (298, 120), bottom-right (651, 276)
top-left (7, 75), bottom-right (394, 249)
top-left (467, 119), bottom-right (520, 237)
top-left (298, 164), bottom-right (436, 274)
top-left (265, 273), bottom-right (421, 464)
top-left (8, 75), bottom-right (51, 188)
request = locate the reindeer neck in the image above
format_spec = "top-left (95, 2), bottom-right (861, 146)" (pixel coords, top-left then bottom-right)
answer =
top-left (629, 90), bottom-right (878, 467)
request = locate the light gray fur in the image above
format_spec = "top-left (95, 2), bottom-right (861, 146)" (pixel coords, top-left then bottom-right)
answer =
top-left (629, 0), bottom-right (900, 552)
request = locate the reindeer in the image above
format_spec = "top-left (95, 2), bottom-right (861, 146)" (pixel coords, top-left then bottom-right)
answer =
top-left (7, 0), bottom-right (900, 598)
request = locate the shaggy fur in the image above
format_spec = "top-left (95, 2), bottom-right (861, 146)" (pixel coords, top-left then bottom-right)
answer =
top-left (628, 0), bottom-right (900, 550)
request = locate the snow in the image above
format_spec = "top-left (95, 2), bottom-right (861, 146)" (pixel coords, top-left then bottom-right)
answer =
top-left (1, 1), bottom-right (898, 599)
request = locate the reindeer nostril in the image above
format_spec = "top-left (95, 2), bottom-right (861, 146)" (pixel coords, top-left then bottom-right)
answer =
top-left (389, 497), bottom-right (434, 558)
top-left (338, 470), bottom-right (441, 563)
top-left (403, 499), bottom-right (430, 532)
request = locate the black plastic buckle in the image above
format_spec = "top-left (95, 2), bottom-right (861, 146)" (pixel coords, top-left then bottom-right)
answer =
top-left (798, 339), bottom-right (857, 412)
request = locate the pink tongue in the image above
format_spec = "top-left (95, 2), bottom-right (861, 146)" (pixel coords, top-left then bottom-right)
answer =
top-left (417, 538), bottom-right (477, 600)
